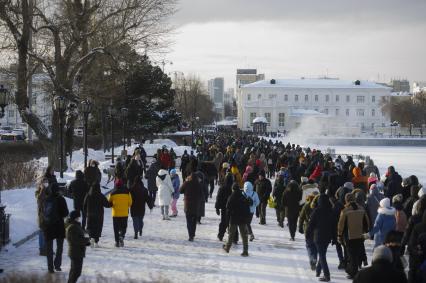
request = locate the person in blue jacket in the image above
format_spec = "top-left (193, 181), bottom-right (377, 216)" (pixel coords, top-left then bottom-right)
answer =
top-left (243, 181), bottom-right (260, 241)
top-left (366, 197), bottom-right (396, 248)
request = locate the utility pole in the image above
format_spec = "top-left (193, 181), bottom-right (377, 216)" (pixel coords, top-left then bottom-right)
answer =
top-left (27, 0), bottom-right (34, 142)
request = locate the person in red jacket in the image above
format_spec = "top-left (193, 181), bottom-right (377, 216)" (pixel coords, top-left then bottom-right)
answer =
top-left (160, 148), bottom-right (172, 170)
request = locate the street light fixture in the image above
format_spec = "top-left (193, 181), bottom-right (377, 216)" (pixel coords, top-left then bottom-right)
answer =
top-left (0, 85), bottom-right (9, 119)
top-left (80, 99), bottom-right (92, 169)
top-left (108, 104), bottom-right (117, 164)
top-left (54, 95), bottom-right (67, 178)
top-left (120, 107), bottom-right (128, 151)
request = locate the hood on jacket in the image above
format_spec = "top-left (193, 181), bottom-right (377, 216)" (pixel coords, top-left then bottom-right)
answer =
top-left (370, 184), bottom-right (380, 196)
top-left (245, 166), bottom-right (253, 174)
top-left (317, 194), bottom-right (332, 210)
top-left (378, 198), bottom-right (396, 215)
top-left (244, 181), bottom-right (254, 194)
top-left (157, 169), bottom-right (169, 177)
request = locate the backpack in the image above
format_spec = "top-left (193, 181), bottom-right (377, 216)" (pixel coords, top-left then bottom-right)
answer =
top-left (243, 191), bottom-right (254, 207)
top-left (43, 196), bottom-right (60, 226)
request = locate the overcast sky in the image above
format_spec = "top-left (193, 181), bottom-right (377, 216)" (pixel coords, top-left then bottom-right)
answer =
top-left (165, 0), bottom-right (426, 89)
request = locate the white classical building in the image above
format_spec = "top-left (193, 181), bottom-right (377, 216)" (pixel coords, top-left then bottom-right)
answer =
top-left (237, 78), bottom-right (392, 134)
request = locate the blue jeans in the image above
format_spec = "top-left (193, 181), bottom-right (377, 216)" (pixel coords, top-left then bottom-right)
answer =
top-left (315, 242), bottom-right (330, 278)
top-left (39, 230), bottom-right (46, 253)
top-left (306, 237), bottom-right (318, 264)
top-left (132, 216), bottom-right (144, 234)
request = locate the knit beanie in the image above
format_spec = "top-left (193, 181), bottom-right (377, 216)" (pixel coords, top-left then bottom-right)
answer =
top-left (372, 245), bottom-right (393, 263)
top-left (379, 198), bottom-right (391, 209)
top-left (343, 182), bottom-right (354, 190)
top-left (69, 210), bottom-right (81, 221)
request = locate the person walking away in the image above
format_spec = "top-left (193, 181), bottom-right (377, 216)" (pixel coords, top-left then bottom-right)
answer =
top-left (84, 160), bottom-right (102, 187)
top-left (193, 169), bottom-right (209, 224)
top-left (353, 245), bottom-right (407, 283)
top-left (223, 183), bottom-right (250, 257)
top-left (273, 170), bottom-right (286, 227)
top-left (41, 183), bottom-right (69, 273)
top-left (157, 168), bottom-right (174, 220)
top-left (146, 157), bottom-right (161, 205)
top-left (180, 150), bottom-right (190, 181)
top-left (255, 170), bottom-right (272, 225)
top-left (306, 195), bottom-right (334, 282)
top-left (366, 197), bottom-right (396, 248)
top-left (83, 183), bottom-right (110, 248)
top-left (129, 176), bottom-right (153, 239)
top-left (384, 230), bottom-right (405, 274)
top-left (299, 192), bottom-right (319, 270)
top-left (170, 169), bottom-right (180, 217)
top-left (384, 166), bottom-right (403, 202)
top-left (215, 172), bottom-right (234, 241)
top-left (68, 170), bottom-right (89, 229)
top-left (408, 210), bottom-right (426, 283)
top-left (393, 194), bottom-right (408, 235)
top-left (337, 193), bottom-right (369, 279)
top-left (108, 179), bottom-right (132, 247)
top-left (282, 180), bottom-right (303, 241)
top-left (35, 175), bottom-right (49, 256)
top-left (180, 173), bottom-right (201, 241)
top-left (65, 210), bottom-right (90, 283)
top-left (366, 184), bottom-right (384, 230)
top-left (44, 165), bottom-right (58, 185)
top-left (243, 181), bottom-right (260, 241)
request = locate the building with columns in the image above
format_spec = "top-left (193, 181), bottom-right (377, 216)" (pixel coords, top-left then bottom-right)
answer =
top-left (237, 78), bottom-right (392, 134)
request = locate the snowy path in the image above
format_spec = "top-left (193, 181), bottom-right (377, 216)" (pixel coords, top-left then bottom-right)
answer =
top-left (0, 182), bottom-right (362, 283)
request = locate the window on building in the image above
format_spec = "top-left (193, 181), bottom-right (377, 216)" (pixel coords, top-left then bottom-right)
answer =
top-left (258, 94), bottom-right (262, 100)
top-left (278, 113), bottom-right (285, 127)
top-left (324, 108), bottom-right (329, 115)
top-left (295, 95), bottom-right (299, 102)
top-left (356, 109), bottom-right (365, 116)
top-left (357, 96), bottom-right (365, 103)
top-left (372, 109), bottom-right (375, 116)
top-left (247, 94), bottom-right (251, 101)
top-left (346, 95), bottom-right (350, 102)
top-left (335, 108), bottom-right (339, 116)
top-left (8, 109), bottom-right (15, 117)
top-left (325, 95), bottom-right (330, 102)
top-left (371, 123), bottom-right (375, 128)
top-left (264, 113), bottom-right (271, 126)
top-left (336, 95), bottom-right (340, 102)
top-left (346, 109), bottom-right (350, 116)
top-left (315, 95), bottom-right (318, 102)
top-left (305, 95), bottom-right (309, 102)
top-left (372, 96), bottom-right (376, 103)
top-left (269, 94), bottom-right (277, 99)
top-left (32, 96), bottom-right (37, 105)
top-left (249, 112), bottom-right (257, 126)
top-left (284, 94), bottom-right (288, 101)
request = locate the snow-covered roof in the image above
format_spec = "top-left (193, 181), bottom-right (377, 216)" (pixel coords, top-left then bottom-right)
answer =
top-left (289, 109), bottom-right (327, 117)
top-left (216, 119), bottom-right (237, 126)
top-left (242, 79), bottom-right (391, 90)
top-left (253, 117), bottom-right (268, 123)
top-left (390, 92), bottom-right (412, 97)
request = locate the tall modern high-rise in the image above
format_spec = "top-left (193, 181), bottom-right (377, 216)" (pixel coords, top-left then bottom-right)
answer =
top-left (208, 77), bottom-right (224, 120)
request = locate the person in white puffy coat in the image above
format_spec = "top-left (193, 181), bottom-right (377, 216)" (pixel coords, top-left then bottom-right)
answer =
top-left (156, 169), bottom-right (174, 220)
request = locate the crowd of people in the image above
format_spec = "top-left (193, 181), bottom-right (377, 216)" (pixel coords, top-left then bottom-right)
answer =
top-left (33, 133), bottom-right (426, 283)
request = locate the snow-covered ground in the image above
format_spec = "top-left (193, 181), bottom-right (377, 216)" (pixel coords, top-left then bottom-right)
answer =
top-left (1, 141), bottom-right (422, 282)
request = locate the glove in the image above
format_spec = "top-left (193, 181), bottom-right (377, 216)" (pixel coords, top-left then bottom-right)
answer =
top-left (362, 233), bottom-right (370, 240)
top-left (216, 209), bottom-right (220, 216)
top-left (298, 227), bottom-right (304, 234)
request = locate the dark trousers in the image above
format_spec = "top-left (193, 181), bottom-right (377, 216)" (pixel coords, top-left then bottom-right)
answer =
top-left (267, 165), bottom-right (274, 178)
top-left (346, 238), bottom-right (363, 277)
top-left (247, 213), bottom-right (254, 235)
top-left (316, 242), bottom-right (330, 278)
top-left (149, 190), bottom-right (157, 205)
top-left (46, 238), bottom-right (64, 271)
top-left (275, 208), bottom-right (284, 225)
top-left (39, 230), bottom-right (46, 254)
top-left (218, 209), bottom-right (228, 239)
top-left (112, 217), bottom-right (128, 244)
top-left (185, 214), bottom-right (197, 239)
top-left (259, 201), bottom-right (267, 224)
top-left (68, 257), bottom-right (83, 283)
top-left (287, 215), bottom-right (298, 239)
top-left (132, 216), bottom-right (144, 234)
top-left (306, 237), bottom-right (318, 264)
top-left (226, 223), bottom-right (248, 252)
top-left (208, 179), bottom-right (215, 197)
top-left (335, 242), bottom-right (345, 264)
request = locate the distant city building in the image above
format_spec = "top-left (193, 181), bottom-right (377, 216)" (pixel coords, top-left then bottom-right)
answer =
top-left (236, 69), bottom-right (265, 93)
top-left (208, 77), bottom-right (224, 120)
top-left (390, 79), bottom-right (410, 92)
top-left (224, 88), bottom-right (234, 105)
top-left (237, 78), bottom-right (392, 134)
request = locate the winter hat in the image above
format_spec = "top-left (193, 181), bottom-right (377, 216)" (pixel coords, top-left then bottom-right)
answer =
top-left (392, 194), bottom-right (403, 205)
top-left (301, 176), bottom-right (309, 183)
top-left (244, 181), bottom-right (253, 192)
top-left (343, 182), bottom-right (354, 190)
top-left (369, 172), bottom-right (377, 178)
top-left (69, 210), bottom-right (81, 221)
top-left (222, 162), bottom-right (229, 169)
top-left (345, 193), bottom-right (355, 204)
top-left (372, 245), bottom-right (393, 263)
top-left (170, 169), bottom-right (177, 175)
top-left (379, 198), bottom-right (391, 209)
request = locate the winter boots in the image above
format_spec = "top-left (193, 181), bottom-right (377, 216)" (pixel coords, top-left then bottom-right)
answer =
top-left (249, 234), bottom-right (255, 241)
top-left (90, 238), bottom-right (95, 248)
top-left (241, 251), bottom-right (249, 257)
top-left (222, 245), bottom-right (230, 253)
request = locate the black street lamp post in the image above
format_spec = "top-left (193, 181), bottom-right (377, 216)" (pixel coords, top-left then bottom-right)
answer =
top-left (80, 99), bottom-right (92, 169)
top-left (108, 104), bottom-right (117, 164)
top-left (121, 107), bottom-right (128, 151)
top-left (0, 85), bottom-right (8, 119)
top-left (54, 96), bottom-right (67, 178)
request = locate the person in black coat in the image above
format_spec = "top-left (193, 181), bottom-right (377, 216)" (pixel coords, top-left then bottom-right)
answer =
top-left (83, 183), bottom-right (110, 247)
top-left (408, 210), bottom-right (426, 283)
top-left (130, 176), bottom-right (153, 239)
top-left (384, 166), bottom-right (403, 201)
top-left (44, 165), bottom-right (58, 185)
top-left (180, 150), bottom-right (190, 181)
top-left (306, 194), bottom-right (334, 282)
top-left (281, 180), bottom-right (303, 240)
top-left (125, 153), bottom-right (144, 188)
top-left (69, 170), bottom-right (89, 229)
top-left (180, 173), bottom-right (201, 241)
top-left (223, 183), bottom-right (250, 257)
top-left (41, 183), bottom-right (69, 273)
top-left (255, 171), bottom-right (272, 225)
top-left (215, 172), bottom-right (233, 241)
top-left (145, 159), bottom-right (161, 205)
top-left (353, 245), bottom-right (407, 283)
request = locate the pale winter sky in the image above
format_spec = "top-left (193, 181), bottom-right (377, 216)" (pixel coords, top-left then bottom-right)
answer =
top-left (164, 0), bottom-right (426, 90)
